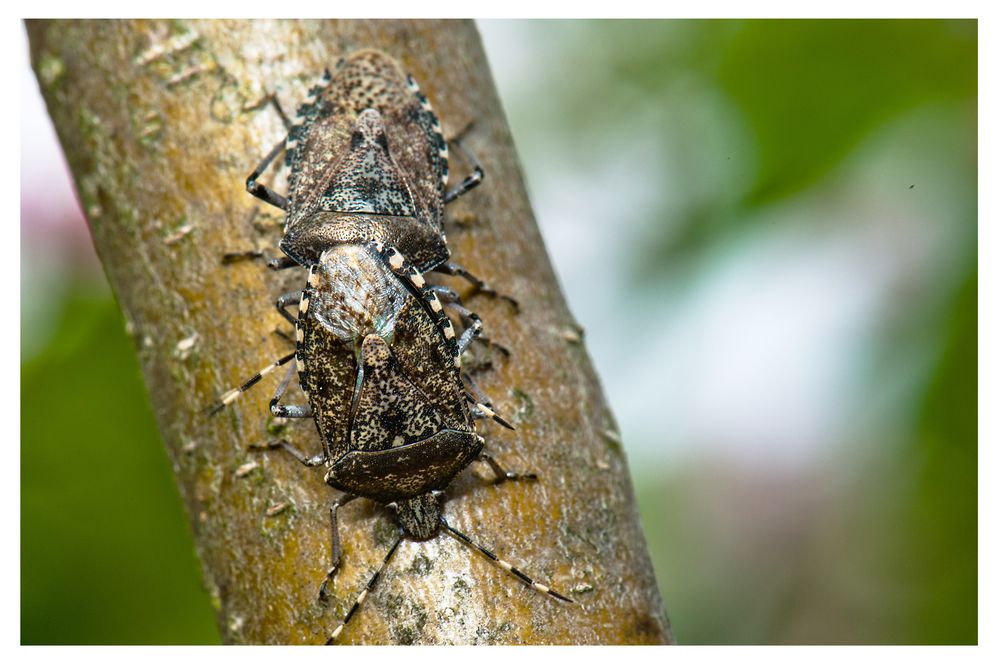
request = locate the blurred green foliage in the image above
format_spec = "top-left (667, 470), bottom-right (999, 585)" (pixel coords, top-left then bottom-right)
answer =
top-left (21, 283), bottom-right (220, 644)
top-left (500, 18), bottom-right (976, 643)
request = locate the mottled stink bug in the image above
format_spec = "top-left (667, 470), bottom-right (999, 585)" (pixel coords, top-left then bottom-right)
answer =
top-left (210, 50), bottom-right (568, 643)
top-left (231, 49), bottom-right (513, 306)
top-left (215, 241), bottom-right (570, 643)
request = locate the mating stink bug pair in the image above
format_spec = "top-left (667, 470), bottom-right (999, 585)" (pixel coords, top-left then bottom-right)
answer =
top-left (213, 50), bottom-right (571, 644)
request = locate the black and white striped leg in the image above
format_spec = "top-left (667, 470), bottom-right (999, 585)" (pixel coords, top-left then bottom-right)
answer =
top-left (462, 371), bottom-right (494, 409)
top-left (246, 137), bottom-right (288, 211)
top-left (444, 130), bottom-right (484, 204)
top-left (429, 286), bottom-right (510, 357)
top-left (466, 394), bottom-right (514, 430)
top-left (269, 361), bottom-right (311, 419)
top-left (275, 291), bottom-right (302, 326)
top-left (454, 310), bottom-right (482, 356)
top-left (208, 352), bottom-right (295, 415)
top-left (477, 452), bottom-right (537, 484)
top-left (434, 261), bottom-right (519, 312)
top-left (325, 532), bottom-right (404, 644)
top-left (318, 494), bottom-right (360, 603)
top-left (249, 438), bottom-right (326, 467)
top-left (440, 519), bottom-right (572, 603)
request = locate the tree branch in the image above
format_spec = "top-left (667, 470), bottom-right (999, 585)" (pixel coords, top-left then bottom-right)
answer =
top-left (27, 18), bottom-right (672, 645)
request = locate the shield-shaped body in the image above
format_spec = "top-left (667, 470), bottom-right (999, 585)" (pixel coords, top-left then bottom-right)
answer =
top-left (294, 243), bottom-right (482, 518)
top-left (279, 50), bottom-right (452, 273)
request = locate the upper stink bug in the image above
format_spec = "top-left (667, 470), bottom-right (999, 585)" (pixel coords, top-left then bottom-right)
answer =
top-left (214, 241), bottom-right (570, 644)
top-left (236, 48), bottom-right (511, 304)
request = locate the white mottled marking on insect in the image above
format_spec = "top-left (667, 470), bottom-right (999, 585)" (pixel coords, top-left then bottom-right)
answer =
top-left (454, 356), bottom-right (462, 368)
top-left (299, 294), bottom-right (309, 314)
top-left (429, 294), bottom-right (442, 312)
top-left (296, 328), bottom-right (304, 342)
top-left (221, 389), bottom-right (239, 405)
top-left (498, 559), bottom-right (513, 571)
top-left (308, 268), bottom-right (319, 287)
top-left (534, 583), bottom-right (551, 594)
top-left (388, 251), bottom-right (404, 270)
top-left (373, 241), bottom-right (385, 252)
top-left (477, 403), bottom-right (495, 418)
top-left (443, 321), bottom-right (455, 339)
top-left (406, 75), bottom-right (419, 91)
top-left (410, 270), bottom-right (425, 287)
top-left (296, 357), bottom-right (305, 372)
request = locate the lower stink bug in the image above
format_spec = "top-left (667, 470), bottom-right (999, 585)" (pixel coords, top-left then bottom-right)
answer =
top-left (211, 243), bottom-right (571, 644)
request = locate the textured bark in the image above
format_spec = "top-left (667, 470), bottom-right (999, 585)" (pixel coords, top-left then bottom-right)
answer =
top-left (27, 19), bottom-right (672, 645)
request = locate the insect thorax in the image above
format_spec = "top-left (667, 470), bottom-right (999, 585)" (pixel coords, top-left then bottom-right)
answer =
top-left (280, 211), bottom-right (449, 273)
top-left (307, 245), bottom-right (410, 349)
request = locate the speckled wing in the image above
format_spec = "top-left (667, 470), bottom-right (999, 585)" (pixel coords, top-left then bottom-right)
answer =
top-left (284, 50), bottom-right (447, 234)
top-left (296, 300), bottom-right (357, 462)
top-left (348, 334), bottom-right (449, 453)
top-left (390, 296), bottom-right (470, 431)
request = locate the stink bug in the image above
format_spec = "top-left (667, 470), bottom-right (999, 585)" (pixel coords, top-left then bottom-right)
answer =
top-left (231, 48), bottom-right (514, 306)
top-left (213, 242), bottom-right (570, 644)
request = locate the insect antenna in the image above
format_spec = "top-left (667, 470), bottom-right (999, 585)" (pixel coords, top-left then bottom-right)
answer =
top-left (440, 518), bottom-right (572, 603)
top-left (325, 532), bottom-right (405, 644)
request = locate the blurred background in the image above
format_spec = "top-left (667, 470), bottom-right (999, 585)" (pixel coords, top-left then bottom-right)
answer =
top-left (21, 20), bottom-right (976, 644)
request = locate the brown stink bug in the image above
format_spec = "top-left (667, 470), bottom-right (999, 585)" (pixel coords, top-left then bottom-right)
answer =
top-left (230, 48), bottom-right (514, 305)
top-left (213, 242), bottom-right (570, 644)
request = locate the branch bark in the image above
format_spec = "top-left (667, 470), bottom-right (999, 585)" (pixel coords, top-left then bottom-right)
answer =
top-left (27, 19), bottom-right (672, 645)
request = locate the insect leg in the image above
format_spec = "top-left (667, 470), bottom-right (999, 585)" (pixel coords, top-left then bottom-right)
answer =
top-left (221, 251), bottom-right (299, 272)
top-left (440, 519), bottom-right (572, 603)
top-left (433, 261), bottom-right (519, 312)
top-left (249, 438), bottom-right (326, 467)
top-left (268, 93), bottom-right (293, 130)
top-left (208, 352), bottom-right (295, 415)
top-left (269, 361), bottom-right (311, 419)
top-left (444, 126), bottom-right (484, 204)
top-left (325, 532), bottom-right (404, 644)
top-left (430, 286), bottom-right (510, 357)
top-left (318, 494), bottom-right (360, 602)
top-left (465, 394), bottom-right (514, 430)
top-left (246, 138), bottom-right (288, 211)
top-left (462, 371), bottom-right (515, 430)
top-left (462, 371), bottom-right (494, 409)
top-left (477, 452), bottom-right (537, 484)
top-left (275, 291), bottom-right (302, 326)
